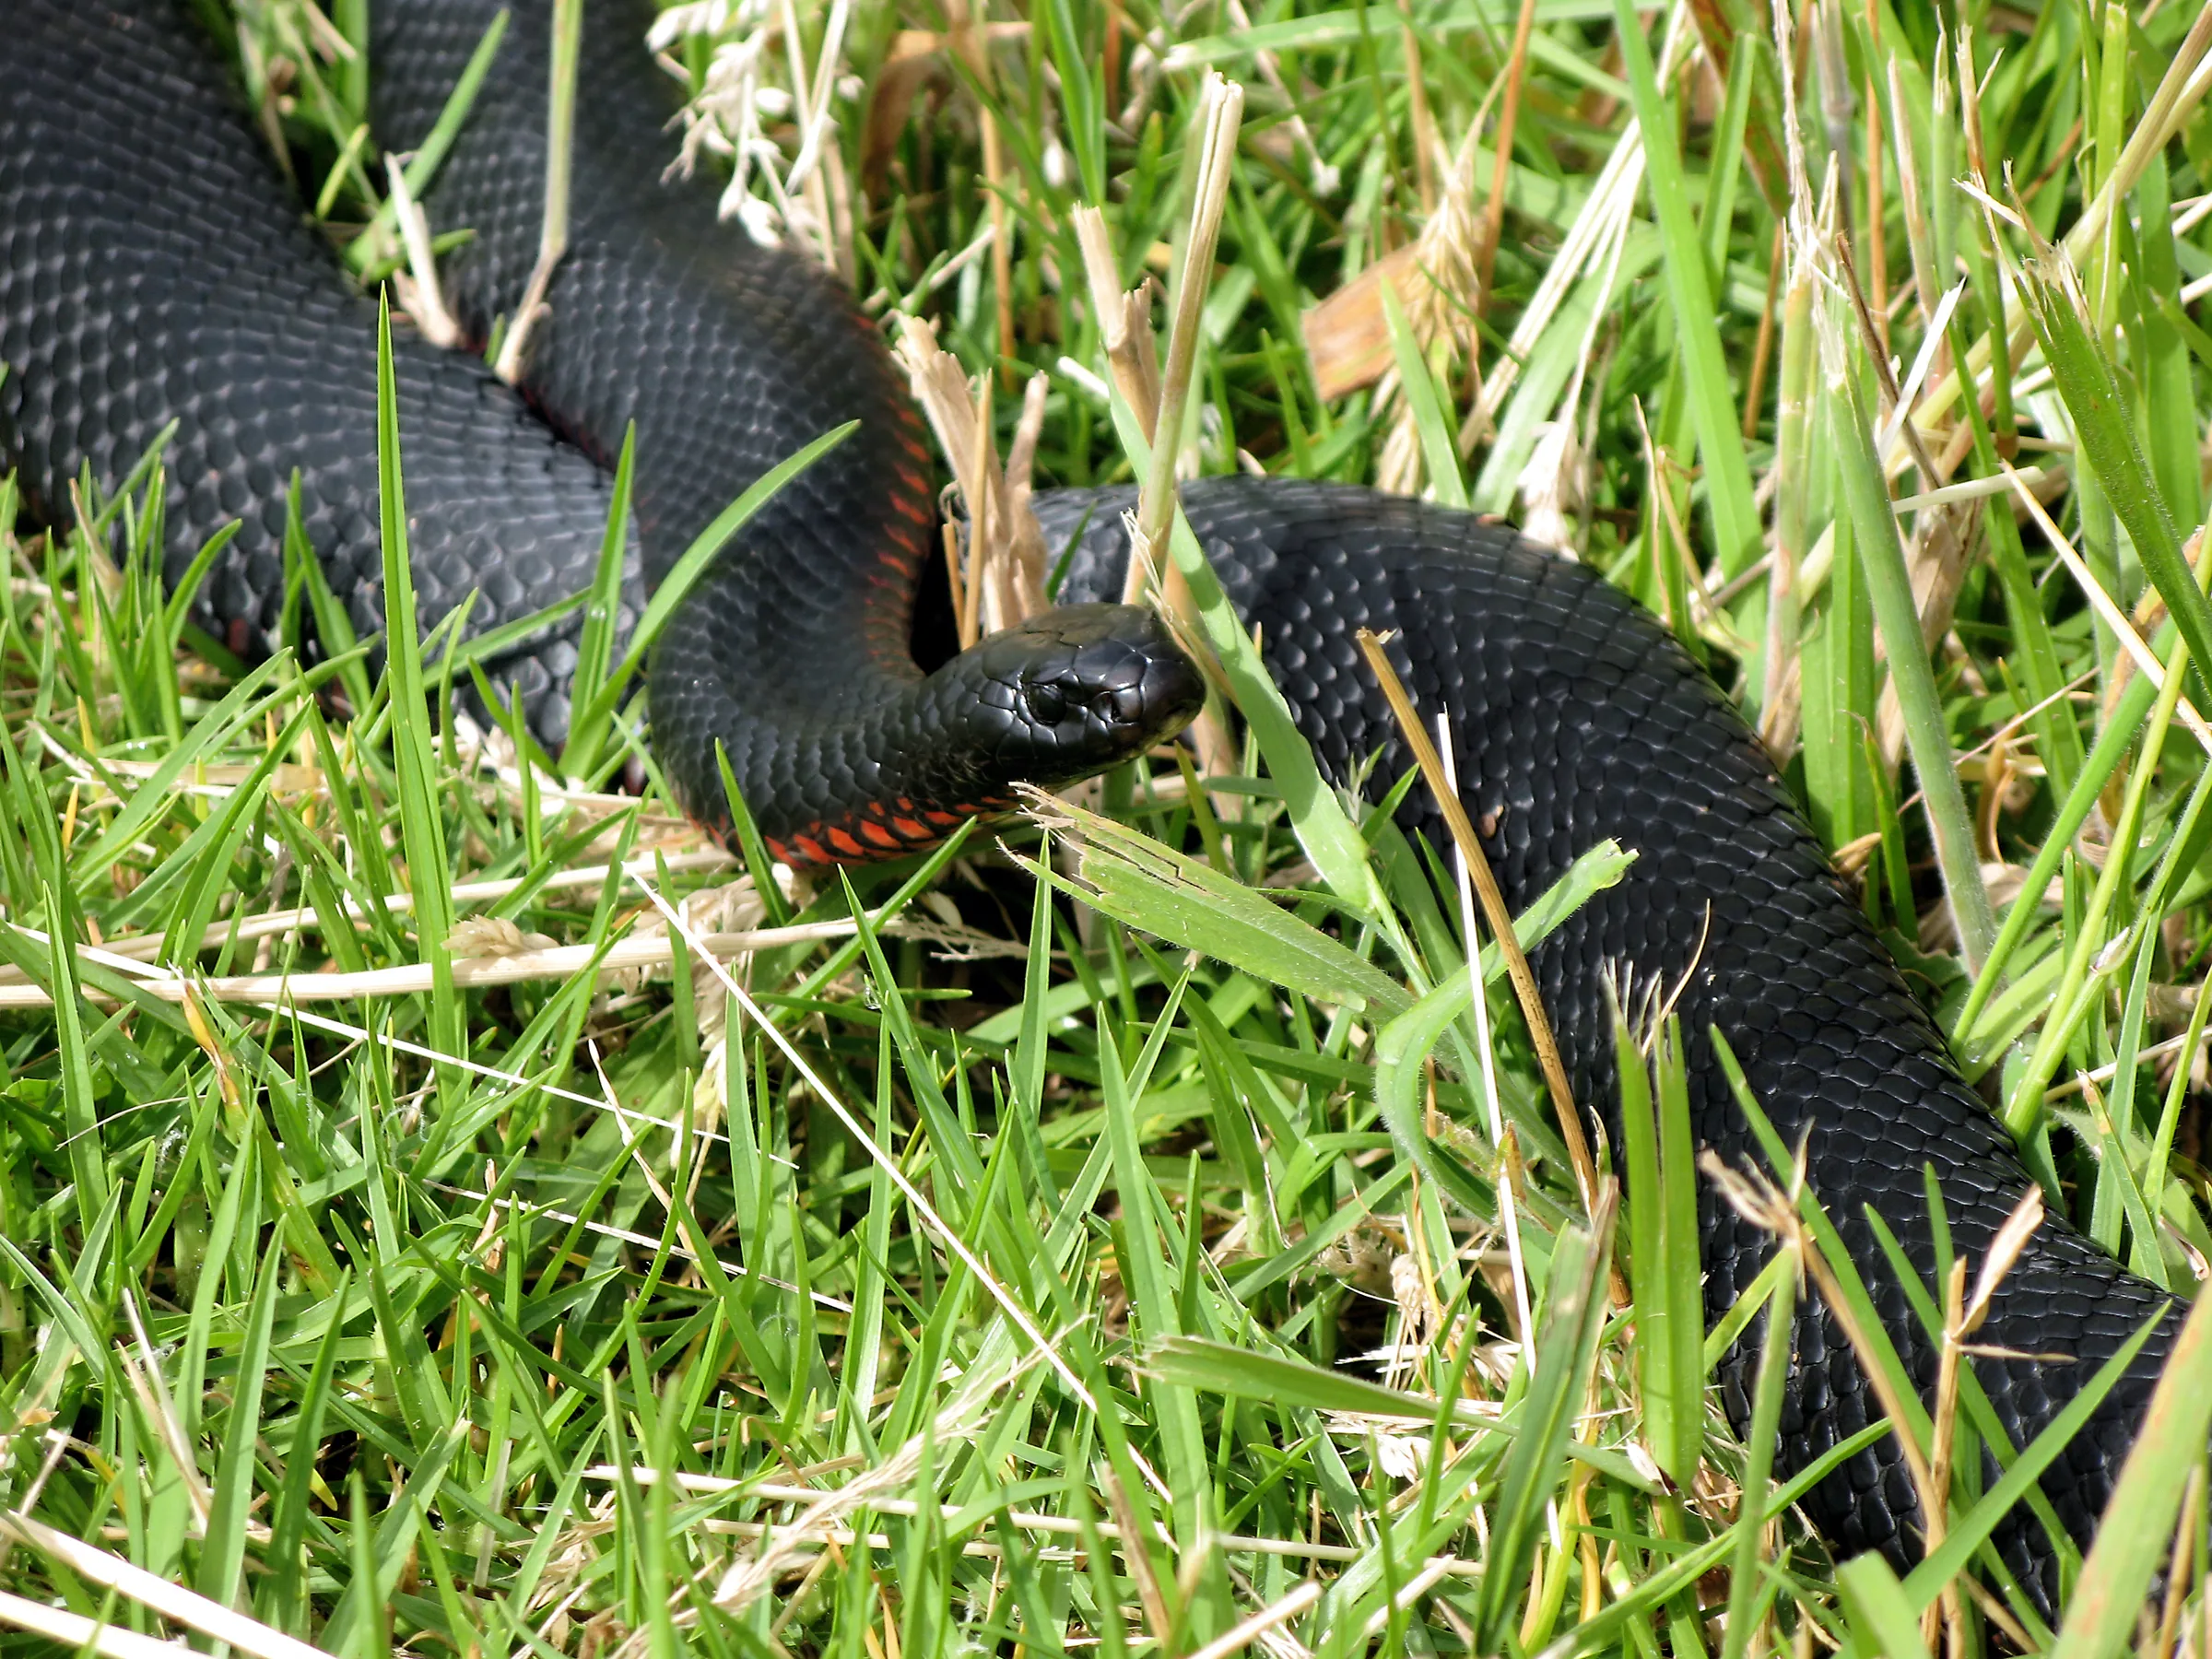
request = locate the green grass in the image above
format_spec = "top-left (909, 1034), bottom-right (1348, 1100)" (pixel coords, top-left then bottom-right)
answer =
top-left (3, 0), bottom-right (2212, 1654)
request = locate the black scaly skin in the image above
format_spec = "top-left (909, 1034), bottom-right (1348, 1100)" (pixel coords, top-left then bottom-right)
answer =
top-left (369, 1), bottom-right (1200, 860)
top-left (0, 0), bottom-right (2187, 1609)
top-left (0, 0), bottom-right (630, 740)
top-left (1041, 483), bottom-right (2179, 1604)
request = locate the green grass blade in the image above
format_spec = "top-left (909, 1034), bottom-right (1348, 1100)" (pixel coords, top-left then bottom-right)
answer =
top-left (196, 1235), bottom-right (286, 1612)
top-left (1830, 366), bottom-right (1996, 972)
top-left (1475, 1187), bottom-right (1618, 1652)
top-left (554, 419), bottom-right (637, 781)
top-left (1608, 0), bottom-right (1759, 584)
top-left (560, 420), bottom-right (856, 768)
top-left (2045, 1292), bottom-right (2212, 1659)
top-left (1836, 1553), bottom-right (1932, 1659)
top-left (373, 289), bottom-right (460, 1068)
top-left (1029, 794), bottom-right (1413, 1018)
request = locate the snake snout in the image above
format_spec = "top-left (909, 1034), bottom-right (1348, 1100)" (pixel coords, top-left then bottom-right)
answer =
top-left (965, 603), bottom-right (1204, 782)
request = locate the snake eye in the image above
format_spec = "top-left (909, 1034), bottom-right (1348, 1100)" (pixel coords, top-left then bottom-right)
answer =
top-left (1025, 682), bottom-right (1068, 724)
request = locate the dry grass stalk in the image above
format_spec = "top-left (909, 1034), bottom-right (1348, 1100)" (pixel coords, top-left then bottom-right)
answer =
top-left (1395, 2), bottom-right (1439, 215)
top-left (496, 0), bottom-right (582, 382)
top-left (1479, 0), bottom-right (1543, 312)
top-left (384, 154), bottom-right (462, 348)
top-left (1375, 132), bottom-right (1486, 497)
top-left (710, 1357), bottom-right (1028, 1612)
top-left (1924, 1257), bottom-right (1970, 1655)
top-left (2101, 527), bottom-right (2210, 723)
top-left (1190, 1582), bottom-right (1324, 1659)
top-left (1930, 1185), bottom-right (2046, 1654)
top-left (947, 0), bottom-right (1016, 376)
top-left (0, 914), bottom-right (882, 1012)
top-left (893, 314), bottom-right (1048, 642)
top-left (1744, 225), bottom-right (1787, 443)
top-left (1759, 262), bottom-right (1818, 755)
top-left (1632, 397), bottom-right (1732, 649)
top-left (117, 1288), bottom-right (213, 1535)
top-left (0, 1587), bottom-right (194, 1659)
top-left (1353, 630), bottom-right (1603, 1222)
top-left (1437, 713), bottom-right (1539, 1340)
top-left (1133, 73), bottom-right (1244, 576)
top-left (1100, 1461), bottom-right (1175, 1648)
top-left (1862, 66), bottom-right (1888, 351)
top-left (0, 1512), bottom-right (326, 1659)
top-left (2002, 463), bottom-right (2212, 759)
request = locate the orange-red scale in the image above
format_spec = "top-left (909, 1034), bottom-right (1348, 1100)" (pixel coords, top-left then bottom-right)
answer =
top-left (763, 793), bottom-right (1016, 868)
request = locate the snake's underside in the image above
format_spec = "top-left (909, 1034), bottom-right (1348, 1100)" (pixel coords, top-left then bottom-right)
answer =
top-left (0, 0), bottom-right (2190, 1609)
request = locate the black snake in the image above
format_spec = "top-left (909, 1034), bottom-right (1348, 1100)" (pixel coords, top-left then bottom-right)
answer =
top-left (0, 0), bottom-right (2185, 1608)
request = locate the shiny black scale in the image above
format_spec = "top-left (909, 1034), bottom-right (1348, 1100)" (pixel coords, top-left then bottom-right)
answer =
top-left (1043, 482), bottom-right (2179, 1605)
top-left (0, 0), bottom-right (628, 734)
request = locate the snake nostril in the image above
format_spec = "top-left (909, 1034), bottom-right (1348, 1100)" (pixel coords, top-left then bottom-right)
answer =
top-left (1110, 687), bottom-right (1146, 724)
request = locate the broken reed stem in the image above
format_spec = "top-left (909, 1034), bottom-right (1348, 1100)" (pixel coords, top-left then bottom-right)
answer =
top-left (496, 0), bottom-right (581, 382)
top-left (894, 313), bottom-right (1050, 642)
top-left (964, 373), bottom-right (992, 646)
top-left (384, 155), bottom-right (461, 348)
top-left (1133, 73), bottom-right (1243, 580)
top-left (1069, 102), bottom-right (1241, 790)
top-left (1353, 629), bottom-right (1602, 1218)
top-left (1073, 208), bottom-right (1161, 444)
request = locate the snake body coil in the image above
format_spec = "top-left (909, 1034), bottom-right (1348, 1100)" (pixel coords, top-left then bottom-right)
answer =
top-left (0, 0), bottom-right (2188, 1605)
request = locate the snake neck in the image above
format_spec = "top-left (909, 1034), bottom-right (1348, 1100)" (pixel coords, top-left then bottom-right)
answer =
top-left (653, 601), bottom-right (1204, 865)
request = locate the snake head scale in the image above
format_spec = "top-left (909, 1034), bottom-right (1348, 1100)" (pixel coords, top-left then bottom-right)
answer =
top-left (940, 603), bottom-right (1206, 789)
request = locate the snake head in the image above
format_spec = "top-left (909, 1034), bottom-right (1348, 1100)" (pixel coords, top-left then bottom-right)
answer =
top-left (937, 602), bottom-right (1205, 791)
